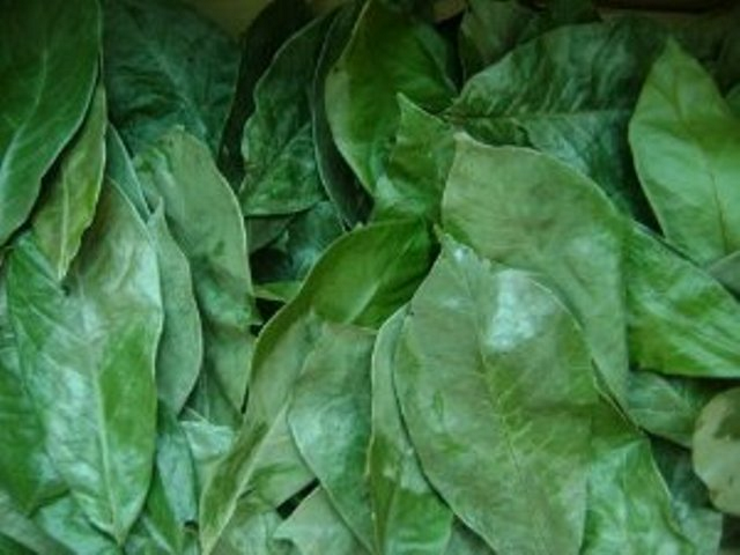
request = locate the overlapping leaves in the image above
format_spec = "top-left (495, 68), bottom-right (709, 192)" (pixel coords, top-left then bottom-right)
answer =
top-left (1, 0), bottom-right (740, 553)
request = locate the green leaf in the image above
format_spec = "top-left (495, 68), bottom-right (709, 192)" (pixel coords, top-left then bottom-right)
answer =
top-left (728, 84), bottom-right (740, 116)
top-left (709, 249), bottom-right (740, 295)
top-left (369, 308), bottom-right (453, 555)
top-left (235, 404), bottom-right (313, 512)
top-left (653, 440), bottom-right (723, 555)
top-left (135, 129), bottom-right (258, 416)
top-left (447, 18), bottom-right (665, 218)
top-left (248, 215), bottom-right (295, 255)
top-left (0, 0), bottom-right (100, 247)
top-left (0, 490), bottom-right (73, 555)
top-left (444, 521), bottom-right (494, 555)
top-left (251, 201), bottom-right (344, 285)
top-left (218, 0), bottom-right (313, 185)
top-left (626, 225), bottom-right (740, 379)
top-left (312, 2), bottom-right (371, 226)
top-left (442, 138), bottom-right (629, 406)
top-left (394, 241), bottom-right (597, 555)
top-left (693, 387), bottom-right (740, 516)
top-left (179, 0), bottom-right (274, 38)
top-left (629, 40), bottom-right (740, 265)
top-left (627, 371), bottom-right (719, 448)
top-left (583, 402), bottom-right (695, 554)
top-left (7, 183), bottom-right (162, 543)
top-left (107, 134), bottom-right (204, 413)
top-left (199, 221), bottom-right (433, 552)
top-left (106, 126), bottom-right (150, 218)
top-left (458, 0), bottom-right (546, 77)
top-left (199, 421), bottom-right (269, 554)
top-left (374, 97), bottom-right (454, 222)
top-left (0, 534), bottom-right (33, 555)
top-left (457, 0), bottom-right (597, 78)
top-left (33, 493), bottom-right (121, 555)
top-left (31, 83), bottom-right (107, 281)
top-left (288, 323), bottom-right (376, 550)
top-left (239, 15), bottom-right (332, 216)
top-left (180, 412), bottom-right (236, 496)
top-left (126, 406), bottom-right (199, 555)
top-left (104, 0), bottom-right (239, 155)
top-left (213, 500), bottom-right (290, 555)
top-left (274, 488), bottom-right (365, 555)
top-left (147, 204), bottom-right (203, 412)
top-left (0, 273), bottom-right (64, 512)
top-left (325, 0), bottom-right (457, 192)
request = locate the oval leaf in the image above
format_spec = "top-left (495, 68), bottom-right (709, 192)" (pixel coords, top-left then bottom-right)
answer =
top-left (7, 184), bottom-right (162, 542)
top-left (394, 242), bottom-right (597, 555)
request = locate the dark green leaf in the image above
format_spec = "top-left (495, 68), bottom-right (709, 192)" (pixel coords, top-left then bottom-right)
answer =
top-left (0, 534), bottom-right (33, 555)
top-left (218, 0), bottom-right (313, 185)
top-left (104, 0), bottom-right (239, 155)
top-left (447, 18), bottom-right (665, 218)
top-left (458, 0), bottom-right (597, 78)
top-left (459, 0), bottom-right (545, 77)
top-left (7, 184), bottom-right (162, 543)
top-left (728, 84), bottom-right (740, 116)
top-left (653, 440), bottom-right (723, 555)
top-left (325, 0), bottom-right (457, 192)
top-left (251, 201), bottom-right (344, 285)
top-left (312, 2), bottom-right (371, 226)
top-left (629, 40), bottom-right (740, 265)
top-left (395, 241), bottom-right (597, 555)
top-left (239, 15), bottom-right (332, 217)
top-left (0, 0), bottom-right (100, 247)
top-left (248, 215), bottom-right (295, 255)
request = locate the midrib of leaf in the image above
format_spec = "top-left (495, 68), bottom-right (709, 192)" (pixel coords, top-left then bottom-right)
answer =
top-left (460, 269), bottom-right (553, 555)
top-left (73, 273), bottom-right (125, 542)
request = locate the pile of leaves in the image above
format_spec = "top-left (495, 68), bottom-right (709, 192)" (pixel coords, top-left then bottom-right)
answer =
top-left (1, 0), bottom-right (740, 552)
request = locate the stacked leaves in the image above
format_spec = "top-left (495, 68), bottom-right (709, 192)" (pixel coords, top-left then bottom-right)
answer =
top-left (1, 0), bottom-right (740, 553)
